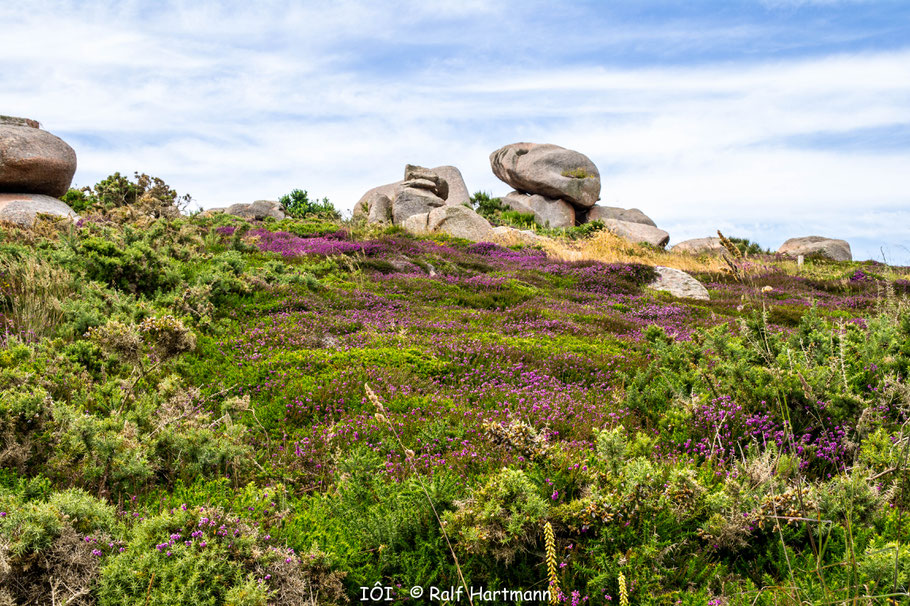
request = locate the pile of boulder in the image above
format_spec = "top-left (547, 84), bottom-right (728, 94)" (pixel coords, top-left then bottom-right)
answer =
top-left (0, 116), bottom-right (80, 226)
top-left (354, 164), bottom-right (495, 242)
top-left (489, 142), bottom-right (670, 247)
top-left (354, 143), bottom-right (674, 247)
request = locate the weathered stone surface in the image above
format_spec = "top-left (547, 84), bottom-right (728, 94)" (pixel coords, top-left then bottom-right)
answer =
top-left (401, 178), bottom-right (438, 192)
top-left (354, 182), bottom-right (402, 219)
top-left (199, 207), bottom-right (225, 217)
top-left (432, 165), bottom-right (470, 206)
top-left (401, 212), bottom-right (430, 236)
top-left (225, 200), bottom-right (286, 220)
top-left (367, 193), bottom-right (392, 224)
top-left (490, 225), bottom-right (548, 246)
top-left (404, 164), bottom-right (448, 200)
top-left (391, 187), bottom-right (445, 224)
top-left (426, 205), bottom-right (493, 242)
top-left (672, 237), bottom-right (727, 255)
top-left (503, 190), bottom-right (575, 229)
top-left (586, 205), bottom-right (656, 227)
top-left (490, 142), bottom-right (600, 208)
top-left (0, 193), bottom-right (79, 226)
top-left (778, 236), bottom-right (852, 262)
top-left (603, 219), bottom-right (670, 248)
top-left (0, 118), bottom-right (77, 197)
top-left (649, 266), bottom-right (710, 300)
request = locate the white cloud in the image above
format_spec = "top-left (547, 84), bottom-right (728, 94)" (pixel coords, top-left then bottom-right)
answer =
top-left (1, 1), bottom-right (908, 262)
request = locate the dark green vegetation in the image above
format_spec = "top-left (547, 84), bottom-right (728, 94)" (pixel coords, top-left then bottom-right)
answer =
top-left (1, 174), bottom-right (909, 605)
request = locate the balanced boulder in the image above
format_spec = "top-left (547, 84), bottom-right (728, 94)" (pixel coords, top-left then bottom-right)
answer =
top-left (0, 116), bottom-right (77, 198)
top-left (603, 219), bottom-right (670, 248)
top-left (587, 205), bottom-right (656, 227)
top-left (649, 266), bottom-right (710, 300)
top-left (503, 190), bottom-right (575, 229)
top-left (0, 193), bottom-right (79, 227)
top-left (778, 236), bottom-right (852, 262)
top-left (490, 142), bottom-right (600, 208)
top-left (672, 237), bottom-right (727, 255)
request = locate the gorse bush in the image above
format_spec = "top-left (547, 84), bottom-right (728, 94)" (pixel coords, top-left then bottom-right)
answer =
top-left (1, 182), bottom-right (909, 604)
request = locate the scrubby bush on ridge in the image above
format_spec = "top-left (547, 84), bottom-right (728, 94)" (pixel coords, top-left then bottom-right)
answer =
top-left (0, 172), bottom-right (908, 603)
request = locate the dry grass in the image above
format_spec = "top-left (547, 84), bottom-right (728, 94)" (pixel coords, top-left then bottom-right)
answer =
top-left (541, 230), bottom-right (728, 273)
top-left (0, 254), bottom-right (73, 340)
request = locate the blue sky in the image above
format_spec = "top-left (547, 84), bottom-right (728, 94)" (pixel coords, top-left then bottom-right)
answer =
top-left (2, 0), bottom-right (909, 262)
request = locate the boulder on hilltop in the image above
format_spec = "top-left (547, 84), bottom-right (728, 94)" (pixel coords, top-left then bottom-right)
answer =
top-left (778, 236), bottom-right (852, 262)
top-left (489, 142), bottom-right (601, 208)
top-left (0, 116), bottom-right (77, 198)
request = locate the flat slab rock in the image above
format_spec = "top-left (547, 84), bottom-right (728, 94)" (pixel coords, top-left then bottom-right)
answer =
top-left (648, 266), bottom-right (710, 300)
top-left (0, 193), bottom-right (79, 226)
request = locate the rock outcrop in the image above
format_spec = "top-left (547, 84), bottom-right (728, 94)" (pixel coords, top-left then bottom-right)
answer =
top-left (671, 237), bottom-right (727, 255)
top-left (649, 266), bottom-right (710, 300)
top-left (356, 163), bottom-right (493, 241)
top-left (0, 116), bottom-right (79, 226)
top-left (490, 142), bottom-right (600, 208)
top-left (503, 191), bottom-right (575, 229)
top-left (487, 142), bottom-right (668, 246)
top-left (778, 236), bottom-right (852, 262)
top-left (224, 200), bottom-right (286, 220)
top-left (355, 164), bottom-right (472, 221)
top-left (602, 219), bottom-right (670, 248)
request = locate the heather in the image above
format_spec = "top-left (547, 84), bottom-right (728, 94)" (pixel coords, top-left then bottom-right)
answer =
top-left (1, 188), bottom-right (909, 604)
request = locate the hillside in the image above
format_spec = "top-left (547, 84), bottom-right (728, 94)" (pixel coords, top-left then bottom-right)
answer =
top-left (1, 184), bottom-right (909, 605)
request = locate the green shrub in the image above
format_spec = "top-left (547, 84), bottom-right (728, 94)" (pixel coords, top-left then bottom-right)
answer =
top-left (445, 467), bottom-right (547, 564)
top-left (279, 189), bottom-right (340, 219)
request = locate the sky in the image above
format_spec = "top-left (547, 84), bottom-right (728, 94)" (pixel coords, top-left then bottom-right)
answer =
top-left (2, 0), bottom-right (909, 263)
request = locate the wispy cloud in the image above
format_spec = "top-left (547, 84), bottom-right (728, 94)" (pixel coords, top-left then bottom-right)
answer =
top-left (2, 0), bottom-right (908, 261)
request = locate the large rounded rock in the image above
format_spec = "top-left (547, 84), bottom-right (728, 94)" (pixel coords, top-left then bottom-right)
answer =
top-left (354, 182), bottom-right (401, 219)
top-left (225, 200), bottom-right (286, 220)
top-left (432, 165), bottom-right (471, 206)
top-left (778, 236), bottom-right (852, 261)
top-left (0, 193), bottom-right (79, 226)
top-left (672, 237), bottom-right (727, 255)
top-left (503, 191), bottom-right (575, 229)
top-left (426, 205), bottom-right (492, 242)
top-left (0, 117), bottom-right (77, 198)
top-left (603, 219), bottom-right (670, 248)
top-left (586, 205), bottom-right (656, 227)
top-left (649, 266), bottom-right (710, 300)
top-left (392, 187), bottom-right (445, 224)
top-left (490, 142), bottom-right (600, 208)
